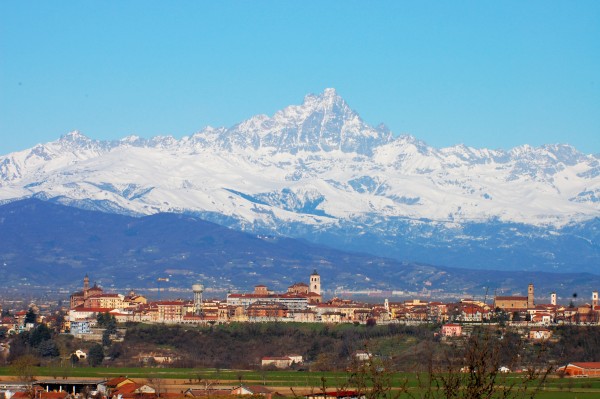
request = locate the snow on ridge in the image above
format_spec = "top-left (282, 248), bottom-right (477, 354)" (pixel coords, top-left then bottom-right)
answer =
top-left (1, 89), bottom-right (599, 228)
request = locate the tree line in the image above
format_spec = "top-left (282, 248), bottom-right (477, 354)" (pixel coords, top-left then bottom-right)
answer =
top-left (4, 316), bottom-right (600, 371)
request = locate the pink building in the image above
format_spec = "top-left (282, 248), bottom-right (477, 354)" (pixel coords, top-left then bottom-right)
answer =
top-left (441, 323), bottom-right (462, 337)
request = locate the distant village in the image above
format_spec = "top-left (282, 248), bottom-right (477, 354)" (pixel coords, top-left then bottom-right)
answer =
top-left (2, 271), bottom-right (599, 336)
top-left (3, 270), bottom-right (598, 342)
top-left (1, 271), bottom-right (600, 399)
top-left (0, 270), bottom-right (600, 338)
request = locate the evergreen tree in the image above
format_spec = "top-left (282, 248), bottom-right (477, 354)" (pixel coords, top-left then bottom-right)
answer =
top-left (24, 307), bottom-right (37, 325)
top-left (102, 329), bottom-right (111, 347)
top-left (105, 315), bottom-right (117, 334)
top-left (96, 312), bottom-right (106, 327)
top-left (70, 353), bottom-right (80, 366)
top-left (37, 340), bottom-right (59, 358)
top-left (29, 324), bottom-right (51, 347)
top-left (88, 343), bottom-right (104, 367)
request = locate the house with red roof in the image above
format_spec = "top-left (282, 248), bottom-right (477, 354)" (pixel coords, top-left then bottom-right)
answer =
top-left (110, 382), bottom-right (156, 399)
top-left (98, 377), bottom-right (136, 395)
top-left (557, 362), bottom-right (600, 377)
top-left (230, 385), bottom-right (275, 399)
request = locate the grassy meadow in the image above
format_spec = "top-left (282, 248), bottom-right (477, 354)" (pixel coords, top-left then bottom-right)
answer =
top-left (1, 366), bottom-right (599, 398)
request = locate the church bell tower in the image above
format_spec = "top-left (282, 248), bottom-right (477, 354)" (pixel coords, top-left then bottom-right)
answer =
top-left (83, 274), bottom-right (90, 298)
top-left (309, 269), bottom-right (321, 296)
top-left (527, 283), bottom-right (534, 309)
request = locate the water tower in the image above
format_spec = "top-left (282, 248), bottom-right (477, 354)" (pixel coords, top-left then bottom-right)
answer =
top-left (192, 283), bottom-right (204, 316)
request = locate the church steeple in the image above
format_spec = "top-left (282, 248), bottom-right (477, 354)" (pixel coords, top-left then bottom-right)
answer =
top-left (309, 269), bottom-right (321, 296)
top-left (527, 283), bottom-right (534, 309)
top-left (83, 274), bottom-right (90, 298)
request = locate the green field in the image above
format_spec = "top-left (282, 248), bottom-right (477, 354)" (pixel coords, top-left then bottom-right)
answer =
top-left (1, 367), bottom-right (600, 398)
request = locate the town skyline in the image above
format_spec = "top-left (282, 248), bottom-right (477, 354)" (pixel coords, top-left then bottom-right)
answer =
top-left (59, 273), bottom-right (599, 329)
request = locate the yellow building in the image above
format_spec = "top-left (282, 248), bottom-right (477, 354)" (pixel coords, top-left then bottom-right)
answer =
top-left (494, 283), bottom-right (534, 311)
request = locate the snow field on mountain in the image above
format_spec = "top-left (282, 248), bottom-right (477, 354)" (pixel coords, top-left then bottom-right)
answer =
top-left (1, 89), bottom-right (599, 228)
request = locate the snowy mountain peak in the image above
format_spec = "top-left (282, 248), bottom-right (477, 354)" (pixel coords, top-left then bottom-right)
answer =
top-left (60, 130), bottom-right (88, 141)
top-left (218, 88), bottom-right (392, 155)
top-left (302, 87), bottom-right (348, 111)
top-left (1, 89), bottom-right (599, 230)
top-left (55, 130), bottom-right (110, 154)
top-left (323, 87), bottom-right (338, 97)
top-left (300, 88), bottom-right (358, 121)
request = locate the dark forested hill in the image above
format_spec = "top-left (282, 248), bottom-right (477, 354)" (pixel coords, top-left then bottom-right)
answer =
top-left (1, 198), bottom-right (599, 298)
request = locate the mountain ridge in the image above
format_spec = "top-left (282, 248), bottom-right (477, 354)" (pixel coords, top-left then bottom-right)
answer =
top-left (1, 198), bottom-right (599, 298)
top-left (1, 89), bottom-right (599, 274)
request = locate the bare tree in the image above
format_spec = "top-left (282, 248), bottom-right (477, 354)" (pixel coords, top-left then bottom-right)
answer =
top-left (415, 327), bottom-right (552, 399)
top-left (347, 356), bottom-right (408, 399)
top-left (10, 355), bottom-right (38, 398)
top-left (146, 375), bottom-right (165, 398)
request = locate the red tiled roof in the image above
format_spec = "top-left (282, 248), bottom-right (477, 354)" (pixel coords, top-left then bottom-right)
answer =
top-left (39, 392), bottom-right (69, 399)
top-left (570, 362), bottom-right (600, 369)
top-left (105, 376), bottom-right (133, 387)
top-left (113, 383), bottom-right (142, 394)
top-left (495, 296), bottom-right (527, 301)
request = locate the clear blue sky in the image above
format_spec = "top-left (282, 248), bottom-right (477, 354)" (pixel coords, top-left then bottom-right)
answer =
top-left (1, 1), bottom-right (599, 155)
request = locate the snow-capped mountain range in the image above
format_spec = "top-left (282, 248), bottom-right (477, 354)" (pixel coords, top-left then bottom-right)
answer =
top-left (2, 88), bottom-right (600, 273)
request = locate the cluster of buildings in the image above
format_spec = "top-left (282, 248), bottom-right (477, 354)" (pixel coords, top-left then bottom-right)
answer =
top-left (1, 273), bottom-right (597, 337)
top-left (62, 272), bottom-right (600, 339)
top-left (0, 377), bottom-right (283, 399)
top-left (67, 271), bottom-right (325, 331)
top-left (493, 284), bottom-right (600, 324)
top-left (0, 304), bottom-right (63, 336)
top-left (0, 374), bottom-right (373, 399)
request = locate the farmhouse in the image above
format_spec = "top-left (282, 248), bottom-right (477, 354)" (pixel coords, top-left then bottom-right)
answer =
top-left (261, 356), bottom-right (293, 368)
top-left (441, 323), bottom-right (462, 337)
top-left (557, 362), bottom-right (600, 377)
top-left (528, 328), bottom-right (552, 341)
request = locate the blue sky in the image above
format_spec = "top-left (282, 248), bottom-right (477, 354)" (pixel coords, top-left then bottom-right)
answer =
top-left (1, 1), bottom-right (599, 155)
